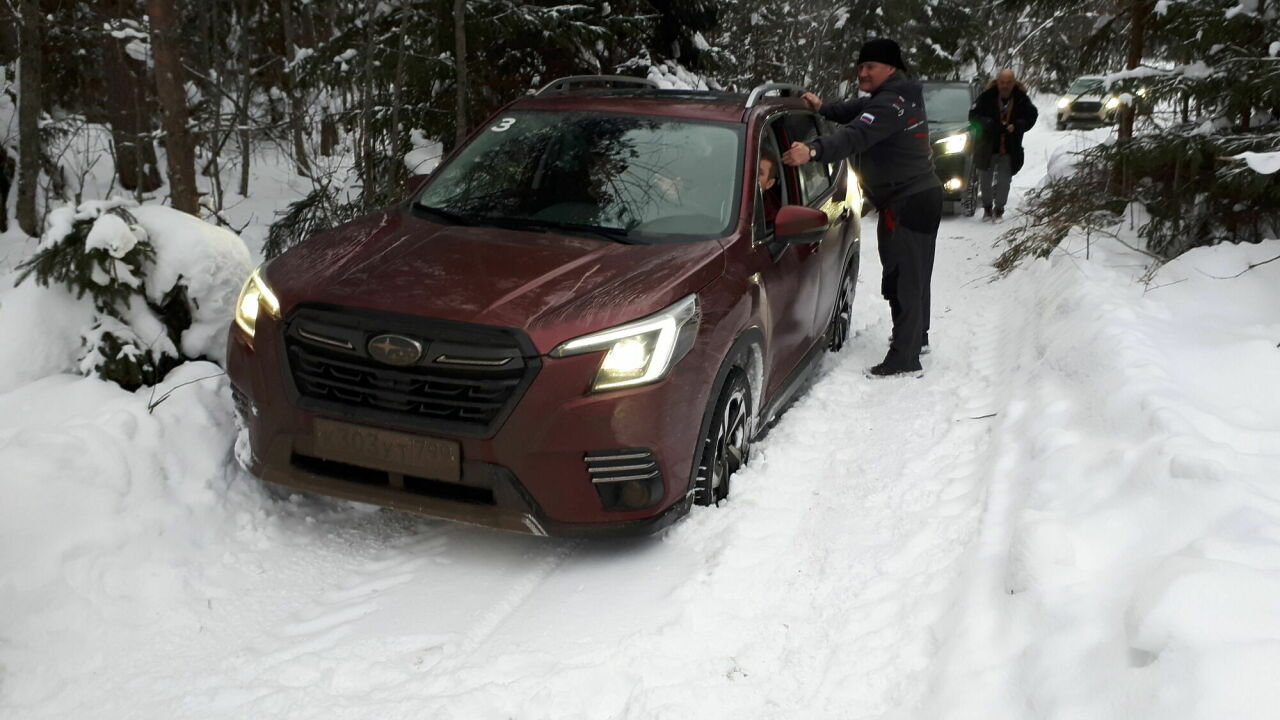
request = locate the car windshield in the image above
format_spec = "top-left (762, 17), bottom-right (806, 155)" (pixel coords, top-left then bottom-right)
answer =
top-left (923, 85), bottom-right (972, 123)
top-left (1068, 78), bottom-right (1104, 95)
top-left (417, 110), bottom-right (743, 243)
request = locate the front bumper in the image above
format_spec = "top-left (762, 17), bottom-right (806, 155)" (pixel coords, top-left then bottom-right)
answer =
top-left (933, 152), bottom-right (970, 200)
top-left (226, 308), bottom-right (719, 537)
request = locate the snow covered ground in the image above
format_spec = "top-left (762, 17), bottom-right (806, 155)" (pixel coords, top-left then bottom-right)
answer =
top-left (2, 103), bottom-right (1279, 719)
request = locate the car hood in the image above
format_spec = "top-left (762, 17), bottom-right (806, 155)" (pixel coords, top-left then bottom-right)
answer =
top-left (928, 119), bottom-right (970, 141)
top-left (264, 207), bottom-right (726, 354)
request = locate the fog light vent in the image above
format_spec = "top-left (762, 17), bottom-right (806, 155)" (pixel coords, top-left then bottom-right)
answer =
top-left (585, 448), bottom-right (664, 511)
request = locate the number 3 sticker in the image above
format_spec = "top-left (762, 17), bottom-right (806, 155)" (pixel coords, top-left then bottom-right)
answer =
top-left (490, 118), bottom-right (516, 132)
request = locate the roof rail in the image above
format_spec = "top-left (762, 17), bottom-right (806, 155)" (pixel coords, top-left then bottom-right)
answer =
top-left (535, 75), bottom-right (660, 96)
top-left (745, 83), bottom-right (806, 108)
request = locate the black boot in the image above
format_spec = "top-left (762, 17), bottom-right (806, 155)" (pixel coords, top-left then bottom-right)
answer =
top-left (867, 352), bottom-right (923, 378)
top-left (982, 205), bottom-right (993, 221)
top-left (994, 206), bottom-right (1005, 220)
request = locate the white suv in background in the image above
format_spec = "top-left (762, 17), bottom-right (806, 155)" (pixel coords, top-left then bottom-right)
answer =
top-left (1056, 76), bottom-right (1120, 129)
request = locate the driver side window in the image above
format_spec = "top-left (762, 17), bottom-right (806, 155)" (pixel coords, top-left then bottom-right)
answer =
top-left (782, 113), bottom-right (833, 205)
top-left (754, 130), bottom-right (787, 241)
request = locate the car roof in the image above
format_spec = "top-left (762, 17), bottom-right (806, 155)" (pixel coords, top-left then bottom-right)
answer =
top-left (509, 86), bottom-right (809, 124)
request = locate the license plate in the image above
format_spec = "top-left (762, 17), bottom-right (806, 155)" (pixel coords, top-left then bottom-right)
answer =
top-left (312, 418), bottom-right (461, 482)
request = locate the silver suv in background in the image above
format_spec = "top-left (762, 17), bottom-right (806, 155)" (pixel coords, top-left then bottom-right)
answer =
top-left (1056, 76), bottom-right (1120, 129)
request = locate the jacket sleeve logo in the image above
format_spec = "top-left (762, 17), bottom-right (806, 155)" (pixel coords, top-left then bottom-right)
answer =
top-left (859, 112), bottom-right (876, 125)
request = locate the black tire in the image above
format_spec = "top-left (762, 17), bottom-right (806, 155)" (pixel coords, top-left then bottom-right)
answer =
top-left (828, 260), bottom-right (857, 352)
top-left (693, 371), bottom-right (752, 506)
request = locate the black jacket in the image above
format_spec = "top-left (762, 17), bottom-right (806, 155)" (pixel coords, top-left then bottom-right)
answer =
top-left (811, 73), bottom-right (939, 209)
top-left (968, 86), bottom-right (1038, 174)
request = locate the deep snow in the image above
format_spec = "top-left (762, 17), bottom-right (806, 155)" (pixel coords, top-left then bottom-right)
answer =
top-left (2, 102), bottom-right (1279, 719)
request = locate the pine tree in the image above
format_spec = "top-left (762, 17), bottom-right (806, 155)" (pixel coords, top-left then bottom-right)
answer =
top-left (997, 0), bottom-right (1280, 268)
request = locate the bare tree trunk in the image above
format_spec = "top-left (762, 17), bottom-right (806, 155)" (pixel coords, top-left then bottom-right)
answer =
top-left (388, 17), bottom-right (408, 188)
top-left (454, 0), bottom-right (468, 146)
top-left (279, 0), bottom-right (312, 177)
top-left (16, 0), bottom-right (43, 236)
top-left (103, 3), bottom-right (162, 193)
top-left (1118, 0), bottom-right (1152, 143)
top-left (237, 0), bottom-right (253, 197)
top-left (360, 0), bottom-right (376, 187)
top-left (147, 0), bottom-right (199, 213)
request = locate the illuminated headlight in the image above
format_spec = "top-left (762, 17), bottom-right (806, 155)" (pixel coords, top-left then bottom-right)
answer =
top-left (1057, 97), bottom-right (1071, 109)
top-left (233, 266), bottom-right (281, 340)
top-left (944, 177), bottom-right (963, 192)
top-left (936, 134), bottom-right (967, 155)
top-left (1136, 87), bottom-right (1148, 97)
top-left (1104, 96), bottom-right (1121, 110)
top-left (550, 295), bottom-right (699, 392)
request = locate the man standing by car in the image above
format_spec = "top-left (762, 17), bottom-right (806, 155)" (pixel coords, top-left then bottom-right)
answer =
top-left (782, 38), bottom-right (941, 378)
top-left (969, 69), bottom-right (1038, 220)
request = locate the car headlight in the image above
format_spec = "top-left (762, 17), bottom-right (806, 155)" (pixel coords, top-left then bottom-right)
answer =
top-left (1057, 97), bottom-right (1071, 109)
top-left (550, 295), bottom-right (699, 392)
top-left (234, 266), bottom-right (281, 340)
top-left (936, 133), bottom-right (967, 155)
top-left (1104, 96), bottom-right (1121, 110)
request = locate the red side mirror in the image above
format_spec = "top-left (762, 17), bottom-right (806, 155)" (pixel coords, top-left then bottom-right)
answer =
top-left (774, 205), bottom-right (829, 239)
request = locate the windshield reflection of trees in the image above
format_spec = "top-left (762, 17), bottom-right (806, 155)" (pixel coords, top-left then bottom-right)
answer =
top-left (435, 115), bottom-right (719, 235)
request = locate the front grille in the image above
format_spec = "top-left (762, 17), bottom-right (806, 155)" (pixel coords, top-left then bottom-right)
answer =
top-left (283, 306), bottom-right (539, 437)
top-left (1073, 101), bottom-right (1101, 113)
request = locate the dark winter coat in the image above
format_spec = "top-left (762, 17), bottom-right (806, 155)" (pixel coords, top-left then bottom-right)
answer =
top-left (968, 85), bottom-right (1038, 174)
top-left (810, 73), bottom-right (940, 209)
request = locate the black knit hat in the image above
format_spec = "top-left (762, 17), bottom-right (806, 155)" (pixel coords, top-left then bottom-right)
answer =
top-left (856, 39), bottom-right (908, 72)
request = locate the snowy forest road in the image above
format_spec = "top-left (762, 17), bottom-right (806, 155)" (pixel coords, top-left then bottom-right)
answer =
top-left (2, 106), bottom-right (1106, 720)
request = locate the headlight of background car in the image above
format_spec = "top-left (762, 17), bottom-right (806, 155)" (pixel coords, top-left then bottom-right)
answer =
top-left (1104, 96), bottom-right (1121, 110)
top-left (1057, 97), bottom-right (1071, 109)
top-left (550, 295), bottom-right (699, 392)
top-left (234, 266), bottom-right (281, 340)
top-left (936, 133), bottom-right (967, 155)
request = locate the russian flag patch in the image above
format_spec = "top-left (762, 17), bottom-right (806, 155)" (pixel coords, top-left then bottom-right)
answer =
top-left (859, 113), bottom-right (876, 124)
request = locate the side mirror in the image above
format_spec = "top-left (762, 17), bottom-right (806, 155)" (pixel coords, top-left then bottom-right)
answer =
top-left (774, 205), bottom-right (829, 242)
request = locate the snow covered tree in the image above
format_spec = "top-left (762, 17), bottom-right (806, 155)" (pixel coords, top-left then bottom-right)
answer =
top-left (997, 0), bottom-right (1280, 268)
top-left (14, 200), bottom-right (250, 389)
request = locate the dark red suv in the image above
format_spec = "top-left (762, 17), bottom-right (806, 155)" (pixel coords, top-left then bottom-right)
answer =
top-left (227, 76), bottom-right (862, 536)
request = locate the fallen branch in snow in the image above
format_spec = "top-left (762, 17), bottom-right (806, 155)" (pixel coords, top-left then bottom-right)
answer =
top-left (146, 371), bottom-right (226, 413)
top-left (1201, 252), bottom-right (1280, 280)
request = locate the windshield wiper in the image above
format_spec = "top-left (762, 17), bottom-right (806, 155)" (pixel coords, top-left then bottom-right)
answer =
top-left (412, 203), bottom-right (476, 226)
top-left (475, 216), bottom-right (636, 245)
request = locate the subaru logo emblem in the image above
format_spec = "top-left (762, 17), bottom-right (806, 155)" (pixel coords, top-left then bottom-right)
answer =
top-left (367, 334), bottom-right (423, 366)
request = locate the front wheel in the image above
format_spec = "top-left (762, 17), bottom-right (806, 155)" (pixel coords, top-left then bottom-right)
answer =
top-left (828, 260), bottom-right (857, 352)
top-left (693, 371), bottom-right (752, 506)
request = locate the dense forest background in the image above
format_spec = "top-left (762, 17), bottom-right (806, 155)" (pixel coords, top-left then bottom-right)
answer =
top-left (1, 0), bottom-right (1277, 262)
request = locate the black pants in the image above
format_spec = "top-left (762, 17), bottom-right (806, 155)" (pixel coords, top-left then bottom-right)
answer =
top-left (876, 185), bottom-right (942, 364)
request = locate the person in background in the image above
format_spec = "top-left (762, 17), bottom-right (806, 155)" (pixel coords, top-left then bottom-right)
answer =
top-left (783, 38), bottom-right (941, 378)
top-left (968, 68), bottom-right (1038, 220)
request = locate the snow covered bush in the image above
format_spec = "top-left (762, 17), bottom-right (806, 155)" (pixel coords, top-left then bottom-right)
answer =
top-left (14, 200), bottom-right (251, 390)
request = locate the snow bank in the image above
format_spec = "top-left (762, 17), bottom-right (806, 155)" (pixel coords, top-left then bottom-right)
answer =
top-left (0, 272), bottom-right (97, 393)
top-left (926, 235), bottom-right (1280, 719)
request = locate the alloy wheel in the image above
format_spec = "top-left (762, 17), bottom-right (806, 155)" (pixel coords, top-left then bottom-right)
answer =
top-left (695, 373), bottom-right (751, 506)
top-left (828, 264), bottom-right (856, 352)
